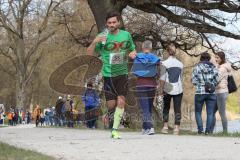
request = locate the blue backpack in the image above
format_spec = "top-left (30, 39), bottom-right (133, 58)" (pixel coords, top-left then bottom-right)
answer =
top-left (132, 52), bottom-right (160, 77)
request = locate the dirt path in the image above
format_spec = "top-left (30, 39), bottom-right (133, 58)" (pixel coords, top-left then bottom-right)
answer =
top-left (0, 125), bottom-right (240, 160)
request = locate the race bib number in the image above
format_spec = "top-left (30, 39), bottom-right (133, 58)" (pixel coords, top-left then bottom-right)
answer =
top-left (109, 52), bottom-right (124, 64)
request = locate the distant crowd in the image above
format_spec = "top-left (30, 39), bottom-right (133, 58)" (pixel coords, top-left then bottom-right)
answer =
top-left (1, 84), bottom-right (101, 129)
top-left (32, 86), bottom-right (101, 128)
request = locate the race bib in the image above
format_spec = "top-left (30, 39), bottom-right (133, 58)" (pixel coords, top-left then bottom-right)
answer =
top-left (109, 52), bottom-right (124, 64)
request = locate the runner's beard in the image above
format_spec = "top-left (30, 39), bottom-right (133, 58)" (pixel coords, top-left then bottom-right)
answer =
top-left (109, 26), bottom-right (118, 33)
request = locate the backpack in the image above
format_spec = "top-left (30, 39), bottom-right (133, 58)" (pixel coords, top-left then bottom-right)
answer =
top-left (132, 53), bottom-right (160, 77)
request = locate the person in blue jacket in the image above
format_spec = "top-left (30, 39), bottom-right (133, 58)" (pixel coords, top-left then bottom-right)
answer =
top-left (82, 82), bottom-right (100, 128)
top-left (132, 40), bottom-right (160, 135)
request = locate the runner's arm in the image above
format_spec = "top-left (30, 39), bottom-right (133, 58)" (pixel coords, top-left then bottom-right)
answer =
top-left (129, 50), bottom-right (137, 59)
top-left (87, 41), bottom-right (97, 55)
top-left (87, 36), bottom-right (105, 55)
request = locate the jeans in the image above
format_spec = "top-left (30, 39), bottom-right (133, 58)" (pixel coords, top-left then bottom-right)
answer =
top-left (194, 94), bottom-right (216, 133)
top-left (210, 92), bottom-right (228, 133)
top-left (163, 93), bottom-right (183, 125)
top-left (136, 86), bottom-right (156, 130)
top-left (44, 115), bottom-right (50, 126)
top-left (85, 106), bottom-right (98, 128)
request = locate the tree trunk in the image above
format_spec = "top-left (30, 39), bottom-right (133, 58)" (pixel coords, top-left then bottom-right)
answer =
top-left (15, 38), bottom-right (27, 109)
top-left (16, 76), bottom-right (26, 109)
top-left (87, 0), bottom-right (127, 31)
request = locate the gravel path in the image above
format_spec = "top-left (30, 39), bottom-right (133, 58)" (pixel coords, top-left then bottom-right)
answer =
top-left (0, 125), bottom-right (240, 160)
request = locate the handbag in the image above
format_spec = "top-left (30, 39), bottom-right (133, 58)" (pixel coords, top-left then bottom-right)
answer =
top-left (204, 82), bottom-right (215, 93)
top-left (200, 68), bottom-right (215, 93)
top-left (227, 75), bottom-right (237, 93)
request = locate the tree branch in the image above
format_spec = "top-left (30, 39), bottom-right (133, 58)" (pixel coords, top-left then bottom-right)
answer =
top-left (0, 10), bottom-right (19, 37)
top-left (17, 0), bottom-right (32, 38)
top-left (25, 0), bottom-right (67, 67)
top-left (25, 30), bottom-right (55, 67)
top-left (187, 8), bottom-right (226, 26)
top-left (128, 3), bottom-right (240, 39)
top-left (0, 63), bottom-right (15, 77)
top-left (24, 50), bottom-right (43, 86)
top-left (147, 0), bottom-right (240, 13)
top-left (60, 11), bottom-right (96, 47)
top-left (0, 48), bottom-right (17, 67)
top-left (200, 33), bottom-right (217, 54)
top-left (8, 0), bottom-right (18, 23)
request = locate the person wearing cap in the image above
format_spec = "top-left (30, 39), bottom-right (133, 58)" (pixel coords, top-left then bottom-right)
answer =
top-left (82, 82), bottom-right (100, 129)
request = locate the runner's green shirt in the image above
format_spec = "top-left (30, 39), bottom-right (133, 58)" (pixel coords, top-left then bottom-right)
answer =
top-left (95, 30), bottom-right (135, 77)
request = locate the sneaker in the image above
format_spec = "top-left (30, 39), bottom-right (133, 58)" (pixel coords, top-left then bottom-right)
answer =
top-left (147, 128), bottom-right (155, 135)
top-left (161, 127), bottom-right (168, 134)
top-left (111, 130), bottom-right (121, 139)
top-left (197, 131), bottom-right (204, 135)
top-left (142, 129), bottom-right (149, 135)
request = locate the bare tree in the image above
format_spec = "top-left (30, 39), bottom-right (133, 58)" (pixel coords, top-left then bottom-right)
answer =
top-left (0, 0), bottom-right (67, 109)
top-left (55, 7), bottom-right (96, 47)
top-left (123, 8), bottom-right (204, 56)
top-left (87, 0), bottom-right (240, 68)
top-left (88, 0), bottom-right (240, 38)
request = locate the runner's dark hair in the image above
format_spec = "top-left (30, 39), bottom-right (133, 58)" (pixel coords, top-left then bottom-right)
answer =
top-left (106, 11), bottom-right (121, 22)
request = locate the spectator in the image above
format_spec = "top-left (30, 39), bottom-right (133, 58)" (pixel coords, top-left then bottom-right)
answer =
top-left (7, 111), bottom-right (13, 126)
top-left (210, 51), bottom-right (231, 133)
top-left (160, 43), bottom-right (184, 135)
top-left (132, 40), bottom-right (160, 135)
top-left (82, 82), bottom-right (100, 129)
top-left (44, 107), bottom-right (50, 126)
top-left (65, 95), bottom-right (74, 127)
top-left (0, 104), bottom-right (5, 125)
top-left (13, 109), bottom-right (18, 126)
top-left (55, 96), bottom-right (65, 126)
top-left (33, 105), bottom-right (41, 127)
top-left (191, 52), bottom-right (219, 135)
top-left (26, 111), bottom-right (31, 124)
top-left (40, 113), bottom-right (45, 126)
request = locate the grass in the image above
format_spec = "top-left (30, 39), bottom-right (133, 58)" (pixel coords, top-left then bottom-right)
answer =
top-left (173, 129), bottom-right (240, 137)
top-left (227, 94), bottom-right (240, 114)
top-left (0, 142), bottom-right (56, 160)
top-left (211, 131), bottom-right (240, 137)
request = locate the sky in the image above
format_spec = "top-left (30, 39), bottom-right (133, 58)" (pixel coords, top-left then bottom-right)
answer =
top-left (208, 9), bottom-right (240, 63)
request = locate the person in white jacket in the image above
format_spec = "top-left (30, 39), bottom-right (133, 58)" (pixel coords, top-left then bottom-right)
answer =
top-left (160, 43), bottom-right (183, 135)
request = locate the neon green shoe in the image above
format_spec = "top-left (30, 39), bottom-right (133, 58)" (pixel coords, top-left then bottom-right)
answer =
top-left (111, 130), bottom-right (121, 139)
